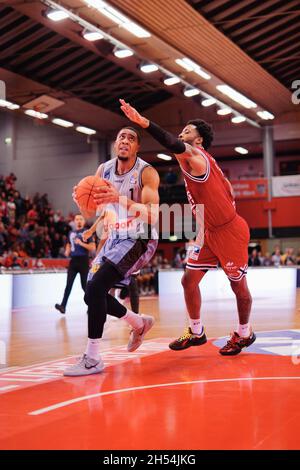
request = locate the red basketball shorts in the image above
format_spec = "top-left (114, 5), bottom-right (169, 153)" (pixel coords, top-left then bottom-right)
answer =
top-left (186, 215), bottom-right (250, 281)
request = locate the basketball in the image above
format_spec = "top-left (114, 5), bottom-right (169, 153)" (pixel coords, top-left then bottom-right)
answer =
top-left (76, 175), bottom-right (108, 212)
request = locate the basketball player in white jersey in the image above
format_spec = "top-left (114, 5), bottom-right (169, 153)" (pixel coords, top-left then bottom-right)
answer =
top-left (64, 127), bottom-right (160, 376)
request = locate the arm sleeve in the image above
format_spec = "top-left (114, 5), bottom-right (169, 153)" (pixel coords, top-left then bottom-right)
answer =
top-left (146, 121), bottom-right (186, 154)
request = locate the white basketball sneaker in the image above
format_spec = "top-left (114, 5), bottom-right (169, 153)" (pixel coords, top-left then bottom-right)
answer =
top-left (63, 354), bottom-right (104, 376)
top-left (127, 314), bottom-right (155, 352)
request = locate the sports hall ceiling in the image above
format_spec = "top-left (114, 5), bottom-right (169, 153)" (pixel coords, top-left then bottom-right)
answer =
top-left (0, 0), bottom-right (299, 140)
top-left (188, 0), bottom-right (300, 91)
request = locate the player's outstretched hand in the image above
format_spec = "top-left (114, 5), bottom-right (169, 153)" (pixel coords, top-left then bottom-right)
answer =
top-left (119, 99), bottom-right (149, 128)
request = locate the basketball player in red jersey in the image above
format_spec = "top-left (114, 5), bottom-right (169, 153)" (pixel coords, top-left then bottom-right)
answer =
top-left (120, 98), bottom-right (256, 356)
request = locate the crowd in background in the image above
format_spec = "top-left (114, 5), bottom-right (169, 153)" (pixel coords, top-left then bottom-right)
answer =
top-left (0, 172), bottom-right (76, 268)
top-left (170, 245), bottom-right (300, 270)
top-left (247, 246), bottom-right (300, 267)
top-left (1, 173), bottom-right (300, 295)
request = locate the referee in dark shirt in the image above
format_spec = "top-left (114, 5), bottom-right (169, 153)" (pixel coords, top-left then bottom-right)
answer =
top-left (55, 214), bottom-right (95, 314)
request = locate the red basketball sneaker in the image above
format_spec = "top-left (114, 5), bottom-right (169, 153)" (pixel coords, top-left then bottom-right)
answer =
top-left (219, 330), bottom-right (256, 356)
top-left (169, 327), bottom-right (207, 351)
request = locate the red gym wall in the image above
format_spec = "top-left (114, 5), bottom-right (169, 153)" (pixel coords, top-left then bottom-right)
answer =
top-left (236, 196), bottom-right (300, 228)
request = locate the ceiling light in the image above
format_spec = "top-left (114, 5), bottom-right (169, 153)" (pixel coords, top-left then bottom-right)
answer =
top-left (24, 109), bottom-right (48, 119)
top-left (202, 98), bottom-right (216, 107)
top-left (217, 85), bottom-right (257, 109)
top-left (84, 1), bottom-right (151, 38)
top-left (157, 153), bottom-right (172, 161)
top-left (182, 58), bottom-right (211, 80)
top-left (76, 126), bottom-right (96, 135)
top-left (6, 103), bottom-right (20, 110)
top-left (82, 29), bottom-right (104, 41)
top-left (140, 63), bottom-right (158, 74)
top-left (235, 147), bottom-right (248, 155)
top-left (194, 68), bottom-right (211, 80)
top-left (175, 58), bottom-right (211, 80)
top-left (257, 111), bottom-right (275, 120)
top-left (231, 116), bottom-right (246, 124)
top-left (0, 99), bottom-right (20, 110)
top-left (217, 107), bottom-right (231, 115)
top-left (46, 8), bottom-right (69, 21)
top-left (114, 47), bottom-right (134, 58)
top-left (164, 76), bottom-right (181, 86)
top-left (84, 0), bottom-right (127, 24)
top-left (175, 58), bottom-right (193, 72)
top-left (184, 87), bottom-right (200, 97)
top-left (52, 118), bottom-right (74, 128)
top-left (122, 23), bottom-right (151, 38)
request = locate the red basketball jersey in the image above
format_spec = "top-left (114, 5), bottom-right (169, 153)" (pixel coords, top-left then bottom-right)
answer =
top-left (182, 147), bottom-right (236, 230)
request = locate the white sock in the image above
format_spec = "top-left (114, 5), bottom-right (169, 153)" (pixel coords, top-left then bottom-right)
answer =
top-left (85, 338), bottom-right (101, 361)
top-left (122, 309), bottom-right (143, 330)
top-left (237, 323), bottom-right (250, 338)
top-left (189, 318), bottom-right (203, 335)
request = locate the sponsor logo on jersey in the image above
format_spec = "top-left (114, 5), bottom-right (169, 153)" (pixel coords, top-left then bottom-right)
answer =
top-left (103, 170), bottom-right (111, 179)
top-left (130, 171), bottom-right (138, 184)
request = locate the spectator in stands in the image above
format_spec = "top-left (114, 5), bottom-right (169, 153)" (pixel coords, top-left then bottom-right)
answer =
top-left (162, 258), bottom-right (172, 269)
top-left (54, 210), bottom-right (63, 223)
top-left (16, 242), bottom-right (28, 258)
top-left (7, 195), bottom-right (16, 224)
top-left (257, 250), bottom-right (265, 266)
top-left (271, 246), bottom-right (282, 267)
top-left (0, 195), bottom-right (8, 225)
top-left (0, 221), bottom-right (8, 255)
top-left (51, 233), bottom-right (63, 258)
top-left (137, 264), bottom-right (155, 295)
top-left (173, 249), bottom-right (184, 268)
top-left (263, 252), bottom-right (273, 266)
top-left (282, 248), bottom-right (296, 266)
top-left (248, 249), bottom-right (261, 266)
top-left (27, 204), bottom-right (38, 227)
top-left (13, 191), bottom-right (26, 221)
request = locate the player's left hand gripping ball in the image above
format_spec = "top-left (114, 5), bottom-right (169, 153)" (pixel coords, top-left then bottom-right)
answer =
top-left (93, 180), bottom-right (119, 204)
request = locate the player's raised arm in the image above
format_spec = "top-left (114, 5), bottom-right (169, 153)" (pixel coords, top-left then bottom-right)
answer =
top-left (119, 99), bottom-right (206, 165)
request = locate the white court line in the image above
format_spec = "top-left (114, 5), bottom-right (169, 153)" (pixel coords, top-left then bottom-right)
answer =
top-left (3, 330), bottom-right (300, 376)
top-left (0, 338), bottom-right (168, 377)
top-left (0, 385), bottom-right (19, 392)
top-left (29, 376), bottom-right (300, 416)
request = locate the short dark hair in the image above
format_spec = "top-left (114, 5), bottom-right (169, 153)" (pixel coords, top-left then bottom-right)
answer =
top-left (187, 119), bottom-right (213, 150)
top-left (118, 126), bottom-right (141, 144)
